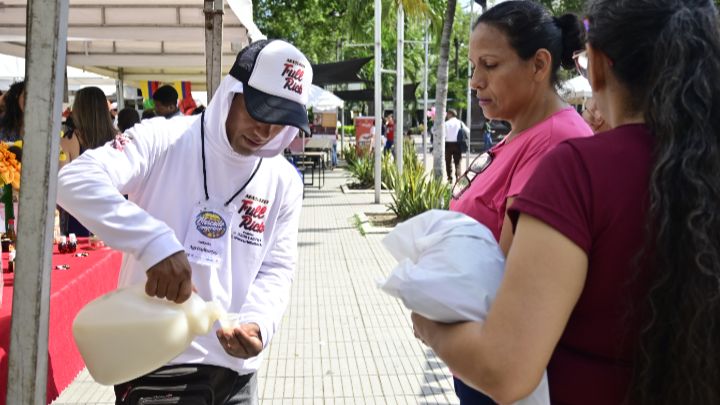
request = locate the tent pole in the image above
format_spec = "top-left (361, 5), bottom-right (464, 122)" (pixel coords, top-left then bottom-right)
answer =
top-left (7, 0), bottom-right (68, 403)
top-left (204, 0), bottom-right (223, 101)
top-left (116, 67), bottom-right (125, 110)
top-left (340, 107), bottom-right (345, 158)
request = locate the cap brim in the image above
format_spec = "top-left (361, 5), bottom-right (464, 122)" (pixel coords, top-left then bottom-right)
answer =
top-left (243, 85), bottom-right (310, 135)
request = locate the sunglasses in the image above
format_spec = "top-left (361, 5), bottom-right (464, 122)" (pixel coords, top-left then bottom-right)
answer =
top-left (452, 151), bottom-right (494, 200)
top-left (573, 50), bottom-right (589, 79)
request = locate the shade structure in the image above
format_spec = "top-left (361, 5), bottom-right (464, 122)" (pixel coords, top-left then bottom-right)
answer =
top-left (0, 53), bottom-right (119, 94)
top-left (312, 57), bottom-right (371, 86)
top-left (0, 0), bottom-right (260, 90)
top-left (334, 83), bottom-right (419, 102)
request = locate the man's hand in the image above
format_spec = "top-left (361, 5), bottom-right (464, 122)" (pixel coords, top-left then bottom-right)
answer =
top-left (145, 250), bottom-right (192, 303)
top-left (216, 323), bottom-right (263, 359)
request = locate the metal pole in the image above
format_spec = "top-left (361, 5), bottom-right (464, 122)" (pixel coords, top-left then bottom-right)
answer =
top-left (204, 0), bottom-right (224, 101)
top-left (466, 0), bottom-right (474, 168)
top-left (63, 67), bottom-right (69, 103)
top-left (374, 0), bottom-right (382, 203)
top-left (7, 0), bottom-right (68, 403)
top-left (423, 18), bottom-right (429, 168)
top-left (340, 107), bottom-right (345, 158)
top-left (116, 67), bottom-right (125, 110)
top-left (395, 3), bottom-right (404, 176)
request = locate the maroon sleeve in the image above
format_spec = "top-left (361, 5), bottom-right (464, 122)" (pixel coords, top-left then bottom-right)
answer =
top-left (508, 142), bottom-right (593, 254)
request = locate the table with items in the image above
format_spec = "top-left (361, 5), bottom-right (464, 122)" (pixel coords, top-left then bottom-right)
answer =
top-left (0, 237), bottom-right (122, 404)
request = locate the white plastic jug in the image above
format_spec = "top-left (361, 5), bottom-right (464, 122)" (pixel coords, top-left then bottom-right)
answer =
top-left (72, 283), bottom-right (226, 385)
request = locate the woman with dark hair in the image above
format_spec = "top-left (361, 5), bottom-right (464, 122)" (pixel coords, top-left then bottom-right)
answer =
top-left (61, 86), bottom-right (118, 162)
top-left (413, 1), bottom-right (720, 404)
top-left (71, 86), bottom-right (117, 150)
top-left (60, 86), bottom-right (118, 236)
top-left (0, 81), bottom-right (25, 142)
top-left (435, 1), bottom-right (592, 403)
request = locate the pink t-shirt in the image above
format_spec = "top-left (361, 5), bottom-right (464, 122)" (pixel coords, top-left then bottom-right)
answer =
top-left (449, 108), bottom-right (592, 240)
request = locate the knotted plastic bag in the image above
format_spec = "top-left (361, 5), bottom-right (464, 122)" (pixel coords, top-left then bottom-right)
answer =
top-left (378, 209), bottom-right (549, 405)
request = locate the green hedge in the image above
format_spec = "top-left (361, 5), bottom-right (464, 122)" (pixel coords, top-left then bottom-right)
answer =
top-left (345, 139), bottom-right (451, 222)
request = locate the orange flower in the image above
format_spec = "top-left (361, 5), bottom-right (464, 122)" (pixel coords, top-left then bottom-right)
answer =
top-left (0, 143), bottom-right (21, 190)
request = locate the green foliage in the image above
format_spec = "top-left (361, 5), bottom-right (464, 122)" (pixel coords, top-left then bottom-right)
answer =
top-left (253, 0), bottom-right (348, 63)
top-left (381, 151), bottom-right (399, 190)
top-left (384, 137), bottom-right (449, 221)
top-left (341, 125), bottom-right (355, 137)
top-left (347, 154), bottom-right (375, 188)
top-left (341, 144), bottom-right (359, 167)
top-left (347, 140), bottom-right (420, 190)
top-left (402, 138), bottom-right (422, 172)
top-left (387, 165), bottom-right (451, 221)
top-left (347, 151), bottom-right (396, 189)
top-left (534, 0), bottom-right (585, 14)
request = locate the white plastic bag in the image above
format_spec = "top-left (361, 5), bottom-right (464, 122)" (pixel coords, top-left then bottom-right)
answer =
top-left (378, 209), bottom-right (550, 405)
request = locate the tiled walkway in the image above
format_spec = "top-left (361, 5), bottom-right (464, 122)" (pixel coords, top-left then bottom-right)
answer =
top-left (52, 167), bottom-right (458, 404)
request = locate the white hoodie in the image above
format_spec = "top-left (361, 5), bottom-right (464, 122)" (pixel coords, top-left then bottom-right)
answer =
top-left (57, 74), bottom-right (303, 375)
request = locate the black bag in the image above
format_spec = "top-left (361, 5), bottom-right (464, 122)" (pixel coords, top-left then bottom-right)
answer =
top-left (458, 125), bottom-right (469, 153)
top-left (115, 365), bottom-right (247, 405)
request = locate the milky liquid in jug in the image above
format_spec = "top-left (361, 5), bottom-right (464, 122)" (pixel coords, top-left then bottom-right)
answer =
top-left (72, 283), bottom-right (237, 385)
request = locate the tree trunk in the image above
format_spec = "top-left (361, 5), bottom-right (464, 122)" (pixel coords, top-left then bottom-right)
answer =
top-left (431, 0), bottom-right (457, 181)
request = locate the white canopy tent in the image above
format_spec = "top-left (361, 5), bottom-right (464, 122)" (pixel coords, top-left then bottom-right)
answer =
top-left (308, 84), bottom-right (345, 112)
top-left (0, 53), bottom-right (120, 95)
top-left (304, 84), bottom-right (345, 154)
top-left (561, 75), bottom-right (592, 105)
top-left (0, 0), bottom-right (263, 90)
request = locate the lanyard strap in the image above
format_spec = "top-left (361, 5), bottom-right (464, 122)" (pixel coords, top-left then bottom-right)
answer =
top-left (200, 111), bottom-right (263, 206)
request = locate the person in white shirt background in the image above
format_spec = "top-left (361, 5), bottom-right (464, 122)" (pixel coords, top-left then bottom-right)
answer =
top-left (444, 108), bottom-right (463, 182)
top-left (57, 39), bottom-right (311, 405)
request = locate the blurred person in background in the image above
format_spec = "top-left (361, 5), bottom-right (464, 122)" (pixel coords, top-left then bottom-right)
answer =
top-left (153, 85), bottom-right (181, 119)
top-left (383, 113), bottom-right (395, 155)
top-left (117, 107), bottom-right (141, 133)
top-left (0, 90), bottom-right (5, 121)
top-left (62, 86), bottom-right (117, 156)
top-left (141, 108), bottom-right (157, 120)
top-left (60, 86), bottom-right (118, 237)
top-left (0, 81), bottom-right (25, 142)
top-left (444, 109), bottom-right (463, 182)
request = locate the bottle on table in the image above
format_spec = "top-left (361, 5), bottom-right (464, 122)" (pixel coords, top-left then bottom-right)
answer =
top-left (68, 233), bottom-right (77, 254)
top-left (53, 209), bottom-right (62, 244)
top-left (8, 245), bottom-right (15, 273)
top-left (58, 235), bottom-right (69, 254)
top-left (5, 218), bottom-right (16, 245)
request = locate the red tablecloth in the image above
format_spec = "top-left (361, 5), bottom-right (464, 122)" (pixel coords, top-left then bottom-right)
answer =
top-left (0, 239), bottom-right (122, 404)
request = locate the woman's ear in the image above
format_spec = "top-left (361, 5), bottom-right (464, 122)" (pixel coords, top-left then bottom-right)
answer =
top-left (532, 49), bottom-right (552, 83)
